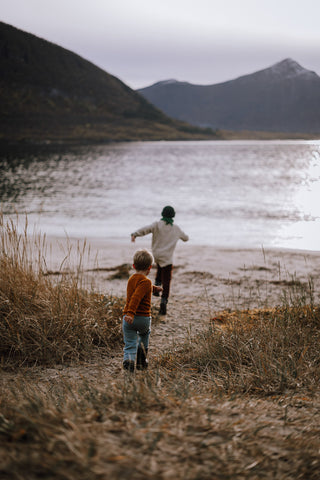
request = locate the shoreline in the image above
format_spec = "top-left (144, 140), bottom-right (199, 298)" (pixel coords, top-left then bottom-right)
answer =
top-left (42, 233), bottom-right (320, 254)
top-left (42, 235), bottom-right (320, 312)
top-left (1, 132), bottom-right (320, 151)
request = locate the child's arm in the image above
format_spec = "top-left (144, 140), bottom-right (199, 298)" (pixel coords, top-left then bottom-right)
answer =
top-left (131, 222), bottom-right (156, 242)
top-left (124, 313), bottom-right (134, 324)
top-left (153, 285), bottom-right (163, 294)
top-left (178, 226), bottom-right (189, 242)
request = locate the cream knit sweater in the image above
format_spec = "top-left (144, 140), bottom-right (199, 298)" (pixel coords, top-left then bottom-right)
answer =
top-left (132, 220), bottom-right (189, 267)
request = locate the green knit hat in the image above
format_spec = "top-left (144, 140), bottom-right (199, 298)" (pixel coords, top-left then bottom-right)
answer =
top-left (161, 206), bottom-right (175, 218)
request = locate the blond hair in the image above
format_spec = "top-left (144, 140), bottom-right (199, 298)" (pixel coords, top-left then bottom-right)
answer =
top-left (133, 249), bottom-right (154, 271)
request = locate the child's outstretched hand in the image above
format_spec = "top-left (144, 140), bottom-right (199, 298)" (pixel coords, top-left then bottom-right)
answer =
top-left (131, 234), bottom-right (136, 243)
top-left (124, 314), bottom-right (134, 324)
top-left (153, 285), bottom-right (163, 295)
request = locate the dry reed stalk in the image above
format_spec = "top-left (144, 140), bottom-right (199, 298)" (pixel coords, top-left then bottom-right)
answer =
top-left (0, 213), bottom-right (124, 367)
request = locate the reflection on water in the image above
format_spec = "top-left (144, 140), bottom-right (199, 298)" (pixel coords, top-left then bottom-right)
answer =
top-left (0, 140), bottom-right (320, 250)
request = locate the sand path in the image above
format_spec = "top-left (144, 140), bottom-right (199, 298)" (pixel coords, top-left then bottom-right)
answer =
top-left (24, 239), bottom-right (319, 383)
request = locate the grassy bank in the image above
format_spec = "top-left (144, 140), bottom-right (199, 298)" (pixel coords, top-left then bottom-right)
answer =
top-left (0, 215), bottom-right (125, 367)
top-left (0, 215), bottom-right (319, 479)
top-left (160, 304), bottom-right (320, 396)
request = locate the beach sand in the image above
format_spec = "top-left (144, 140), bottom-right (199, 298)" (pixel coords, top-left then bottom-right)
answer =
top-left (44, 235), bottom-right (320, 319)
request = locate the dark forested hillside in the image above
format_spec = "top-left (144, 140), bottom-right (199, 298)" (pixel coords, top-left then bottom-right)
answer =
top-left (0, 22), bottom-right (218, 143)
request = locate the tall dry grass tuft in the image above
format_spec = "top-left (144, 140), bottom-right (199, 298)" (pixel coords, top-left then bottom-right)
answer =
top-left (0, 214), bottom-right (124, 367)
top-left (160, 302), bottom-right (320, 396)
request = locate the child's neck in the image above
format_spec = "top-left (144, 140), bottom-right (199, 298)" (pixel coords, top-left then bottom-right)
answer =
top-left (135, 269), bottom-right (149, 276)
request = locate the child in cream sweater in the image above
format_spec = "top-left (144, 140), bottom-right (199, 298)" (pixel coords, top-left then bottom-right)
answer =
top-left (131, 206), bottom-right (189, 315)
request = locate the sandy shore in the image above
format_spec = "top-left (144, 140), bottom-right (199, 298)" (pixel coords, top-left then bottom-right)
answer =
top-left (44, 236), bottom-right (320, 313)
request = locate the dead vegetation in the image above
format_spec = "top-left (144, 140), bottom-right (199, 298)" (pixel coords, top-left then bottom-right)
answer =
top-left (0, 214), bottom-right (319, 479)
top-left (0, 214), bottom-right (125, 367)
top-left (159, 304), bottom-right (320, 396)
top-left (1, 372), bottom-right (319, 480)
top-left (45, 263), bottom-right (132, 280)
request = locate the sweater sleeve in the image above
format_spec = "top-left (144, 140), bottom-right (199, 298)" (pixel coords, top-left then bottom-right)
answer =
top-left (178, 227), bottom-right (189, 242)
top-left (126, 277), bottom-right (151, 316)
top-left (131, 222), bottom-right (156, 238)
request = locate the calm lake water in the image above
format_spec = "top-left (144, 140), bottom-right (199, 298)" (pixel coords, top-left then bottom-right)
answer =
top-left (1, 140), bottom-right (320, 251)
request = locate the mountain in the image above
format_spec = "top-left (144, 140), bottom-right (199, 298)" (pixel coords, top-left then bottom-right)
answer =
top-left (0, 22), bottom-right (218, 143)
top-left (138, 59), bottom-right (320, 133)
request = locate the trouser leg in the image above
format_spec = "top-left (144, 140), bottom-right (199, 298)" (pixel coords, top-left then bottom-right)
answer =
top-left (122, 317), bottom-right (138, 363)
top-left (155, 264), bottom-right (162, 286)
top-left (155, 263), bottom-right (173, 299)
top-left (136, 345), bottom-right (149, 370)
top-left (123, 316), bottom-right (151, 370)
top-left (155, 264), bottom-right (172, 315)
top-left (161, 264), bottom-right (172, 300)
top-left (137, 320), bottom-right (151, 352)
top-left (137, 317), bottom-right (151, 369)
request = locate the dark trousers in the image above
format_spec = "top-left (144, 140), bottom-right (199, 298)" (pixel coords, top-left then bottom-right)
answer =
top-left (155, 264), bottom-right (172, 300)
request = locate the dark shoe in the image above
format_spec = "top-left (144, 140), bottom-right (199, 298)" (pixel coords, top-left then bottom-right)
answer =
top-left (159, 298), bottom-right (167, 315)
top-left (136, 347), bottom-right (148, 370)
top-left (123, 360), bottom-right (135, 372)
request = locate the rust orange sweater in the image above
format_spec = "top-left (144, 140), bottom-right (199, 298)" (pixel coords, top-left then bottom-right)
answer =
top-left (123, 273), bottom-right (152, 317)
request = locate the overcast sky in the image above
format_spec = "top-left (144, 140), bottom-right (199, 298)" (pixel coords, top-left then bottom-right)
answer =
top-left (1, 0), bottom-right (320, 89)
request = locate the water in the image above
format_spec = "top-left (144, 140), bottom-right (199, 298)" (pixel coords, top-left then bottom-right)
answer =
top-left (1, 140), bottom-right (320, 250)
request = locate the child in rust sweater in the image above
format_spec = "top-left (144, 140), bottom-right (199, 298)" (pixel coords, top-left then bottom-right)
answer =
top-left (122, 249), bottom-right (162, 372)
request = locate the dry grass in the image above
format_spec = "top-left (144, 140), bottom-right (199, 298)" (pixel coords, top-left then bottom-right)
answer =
top-left (0, 214), bottom-right (319, 479)
top-left (0, 214), bottom-right (124, 367)
top-left (1, 373), bottom-right (319, 479)
top-left (159, 304), bottom-right (320, 396)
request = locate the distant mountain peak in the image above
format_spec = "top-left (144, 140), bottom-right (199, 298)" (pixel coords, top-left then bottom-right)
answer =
top-left (138, 57), bottom-right (320, 134)
top-left (146, 79), bottom-right (194, 89)
top-left (265, 58), bottom-right (317, 79)
top-left (152, 79), bottom-right (180, 87)
top-left (159, 79), bottom-right (178, 85)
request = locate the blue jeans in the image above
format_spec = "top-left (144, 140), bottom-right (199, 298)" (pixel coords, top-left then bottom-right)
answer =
top-left (122, 315), bottom-right (151, 362)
